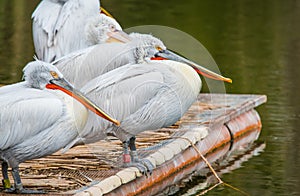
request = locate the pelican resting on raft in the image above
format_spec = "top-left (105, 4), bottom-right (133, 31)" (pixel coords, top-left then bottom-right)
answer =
top-left (32, 7), bottom-right (232, 172)
top-left (53, 33), bottom-right (165, 88)
top-left (0, 60), bottom-right (119, 194)
top-left (32, 0), bottom-right (126, 62)
top-left (53, 33), bottom-right (230, 89)
top-left (65, 50), bottom-right (232, 173)
top-left (51, 31), bottom-right (231, 172)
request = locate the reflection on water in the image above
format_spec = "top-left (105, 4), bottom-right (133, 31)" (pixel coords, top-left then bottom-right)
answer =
top-left (179, 142), bottom-right (266, 196)
top-left (1, 0), bottom-right (300, 195)
top-left (0, 0), bottom-right (40, 83)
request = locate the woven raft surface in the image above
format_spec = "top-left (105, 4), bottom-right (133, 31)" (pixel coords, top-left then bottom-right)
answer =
top-left (16, 129), bottom-right (181, 193)
top-left (0, 94), bottom-right (266, 193)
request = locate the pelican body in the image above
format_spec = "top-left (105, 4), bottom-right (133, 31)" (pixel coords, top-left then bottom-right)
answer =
top-left (61, 60), bottom-right (201, 172)
top-left (32, 0), bottom-right (125, 62)
top-left (32, 9), bottom-right (231, 171)
top-left (53, 33), bottom-right (168, 88)
top-left (53, 33), bottom-right (231, 89)
top-left (53, 33), bottom-right (231, 172)
top-left (80, 60), bottom-right (201, 143)
top-left (0, 60), bottom-right (118, 193)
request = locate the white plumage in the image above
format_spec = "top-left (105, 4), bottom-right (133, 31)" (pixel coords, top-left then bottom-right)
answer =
top-left (31, 2), bottom-right (231, 173)
top-left (32, 0), bottom-right (124, 62)
top-left (80, 60), bottom-right (201, 144)
top-left (53, 33), bottom-right (166, 88)
top-left (59, 60), bottom-right (202, 172)
top-left (0, 60), bottom-right (117, 193)
top-left (51, 33), bottom-right (231, 172)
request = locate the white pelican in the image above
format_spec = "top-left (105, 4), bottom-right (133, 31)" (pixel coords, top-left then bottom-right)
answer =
top-left (53, 33), bottom-right (230, 88)
top-left (65, 48), bottom-right (231, 173)
top-left (32, 0), bottom-right (128, 62)
top-left (0, 60), bottom-right (119, 193)
top-left (52, 33), bottom-right (164, 88)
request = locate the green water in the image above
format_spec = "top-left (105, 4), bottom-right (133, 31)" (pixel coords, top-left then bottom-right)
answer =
top-left (1, 0), bottom-right (300, 195)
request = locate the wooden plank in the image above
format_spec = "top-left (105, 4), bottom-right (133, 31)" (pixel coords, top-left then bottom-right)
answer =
top-left (74, 94), bottom-right (266, 195)
top-left (0, 94), bottom-right (266, 195)
top-left (180, 94), bottom-right (267, 128)
top-left (102, 109), bottom-right (262, 196)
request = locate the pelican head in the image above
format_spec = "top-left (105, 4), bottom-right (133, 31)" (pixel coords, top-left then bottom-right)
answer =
top-left (23, 60), bottom-right (64, 89)
top-left (23, 59), bottom-right (120, 125)
top-left (114, 32), bottom-right (231, 82)
top-left (129, 33), bottom-right (167, 63)
top-left (85, 14), bottom-right (130, 45)
top-left (118, 32), bottom-right (231, 82)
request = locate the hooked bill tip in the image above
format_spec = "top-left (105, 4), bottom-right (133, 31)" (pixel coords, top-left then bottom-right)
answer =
top-left (226, 78), bottom-right (233, 83)
top-left (114, 120), bottom-right (121, 126)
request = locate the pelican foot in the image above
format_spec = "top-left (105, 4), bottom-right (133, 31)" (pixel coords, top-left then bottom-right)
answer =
top-left (122, 137), bottom-right (155, 175)
top-left (122, 158), bottom-right (154, 176)
top-left (131, 158), bottom-right (155, 176)
top-left (2, 179), bottom-right (11, 189)
top-left (4, 187), bottom-right (45, 194)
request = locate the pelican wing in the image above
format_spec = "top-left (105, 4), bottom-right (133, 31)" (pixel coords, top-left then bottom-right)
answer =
top-left (32, 0), bottom-right (81, 62)
top-left (0, 82), bottom-right (26, 94)
top-left (81, 63), bottom-right (164, 112)
top-left (0, 87), bottom-right (64, 150)
top-left (80, 62), bottom-right (181, 142)
top-left (32, 0), bottom-right (63, 61)
top-left (53, 0), bottom-right (80, 36)
top-left (54, 43), bottom-right (134, 88)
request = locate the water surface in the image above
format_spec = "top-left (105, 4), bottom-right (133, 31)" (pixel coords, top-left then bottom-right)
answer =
top-left (1, 0), bottom-right (300, 195)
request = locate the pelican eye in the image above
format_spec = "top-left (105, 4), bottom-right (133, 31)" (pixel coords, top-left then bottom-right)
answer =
top-left (50, 71), bottom-right (59, 79)
top-left (109, 24), bottom-right (116, 31)
top-left (156, 46), bottom-right (163, 51)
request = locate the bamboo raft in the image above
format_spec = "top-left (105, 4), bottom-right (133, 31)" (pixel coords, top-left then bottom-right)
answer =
top-left (0, 93), bottom-right (266, 195)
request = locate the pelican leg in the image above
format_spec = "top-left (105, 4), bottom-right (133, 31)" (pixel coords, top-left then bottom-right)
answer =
top-left (128, 137), bottom-right (155, 175)
top-left (11, 167), bottom-right (24, 192)
top-left (1, 162), bottom-right (11, 190)
top-left (4, 167), bottom-right (45, 194)
top-left (128, 137), bottom-right (139, 162)
top-left (122, 140), bottom-right (131, 167)
top-left (121, 136), bottom-right (154, 175)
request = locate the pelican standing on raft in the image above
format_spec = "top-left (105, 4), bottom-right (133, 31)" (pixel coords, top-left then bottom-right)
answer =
top-left (66, 46), bottom-right (232, 173)
top-left (32, 0), bottom-right (127, 62)
top-left (31, 7), bottom-right (232, 171)
top-left (0, 60), bottom-right (119, 194)
top-left (51, 33), bottom-right (231, 173)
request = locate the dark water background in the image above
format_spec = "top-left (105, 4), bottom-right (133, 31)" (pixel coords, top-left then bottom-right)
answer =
top-left (1, 0), bottom-right (300, 195)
